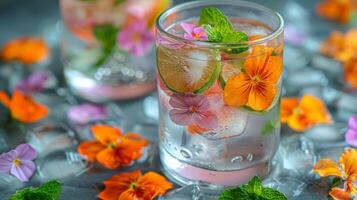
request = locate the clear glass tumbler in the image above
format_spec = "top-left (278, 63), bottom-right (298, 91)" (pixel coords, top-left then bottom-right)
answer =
top-left (156, 0), bottom-right (284, 190)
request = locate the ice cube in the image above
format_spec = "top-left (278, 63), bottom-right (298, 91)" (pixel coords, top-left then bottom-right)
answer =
top-left (159, 185), bottom-right (208, 200)
top-left (263, 177), bottom-right (307, 199)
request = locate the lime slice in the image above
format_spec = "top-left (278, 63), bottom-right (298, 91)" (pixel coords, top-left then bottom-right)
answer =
top-left (157, 46), bottom-right (221, 93)
top-left (219, 60), bottom-right (243, 88)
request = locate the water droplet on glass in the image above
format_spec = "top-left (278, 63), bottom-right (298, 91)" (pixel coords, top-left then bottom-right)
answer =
top-left (231, 155), bottom-right (243, 163)
top-left (180, 148), bottom-right (192, 159)
top-left (247, 153), bottom-right (253, 161)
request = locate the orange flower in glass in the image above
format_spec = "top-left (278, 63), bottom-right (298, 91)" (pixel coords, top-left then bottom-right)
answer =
top-left (77, 125), bottom-right (148, 169)
top-left (0, 37), bottom-right (49, 64)
top-left (316, 0), bottom-right (354, 24)
top-left (281, 95), bottom-right (332, 131)
top-left (224, 45), bottom-right (283, 111)
top-left (0, 90), bottom-right (48, 123)
top-left (99, 170), bottom-right (173, 200)
top-left (314, 148), bottom-right (357, 200)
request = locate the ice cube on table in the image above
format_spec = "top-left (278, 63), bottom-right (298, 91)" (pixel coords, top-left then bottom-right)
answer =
top-left (159, 185), bottom-right (209, 200)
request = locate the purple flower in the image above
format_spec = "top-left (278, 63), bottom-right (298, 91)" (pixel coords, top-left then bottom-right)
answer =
top-left (180, 22), bottom-right (208, 41)
top-left (0, 144), bottom-right (37, 182)
top-left (16, 71), bottom-right (49, 94)
top-left (284, 25), bottom-right (307, 46)
top-left (118, 21), bottom-right (154, 56)
top-left (346, 115), bottom-right (357, 147)
top-left (169, 94), bottom-right (218, 129)
top-left (67, 103), bottom-right (107, 125)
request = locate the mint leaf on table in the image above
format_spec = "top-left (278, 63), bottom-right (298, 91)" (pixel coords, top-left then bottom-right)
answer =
top-left (93, 24), bottom-right (119, 67)
top-left (9, 180), bottom-right (61, 200)
top-left (218, 176), bottom-right (287, 200)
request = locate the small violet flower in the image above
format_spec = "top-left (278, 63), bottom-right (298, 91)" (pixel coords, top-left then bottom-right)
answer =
top-left (118, 21), bottom-right (154, 56)
top-left (0, 144), bottom-right (37, 182)
top-left (16, 71), bottom-right (49, 94)
top-left (180, 22), bottom-right (208, 41)
top-left (345, 115), bottom-right (357, 147)
top-left (67, 103), bottom-right (107, 125)
top-left (169, 94), bottom-right (218, 129)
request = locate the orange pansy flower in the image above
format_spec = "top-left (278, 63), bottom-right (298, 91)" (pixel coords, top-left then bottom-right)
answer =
top-left (77, 125), bottom-right (148, 169)
top-left (0, 37), bottom-right (49, 64)
top-left (314, 148), bottom-right (357, 200)
top-left (0, 90), bottom-right (48, 123)
top-left (316, 0), bottom-right (354, 24)
top-left (224, 45), bottom-right (283, 111)
top-left (344, 56), bottom-right (357, 89)
top-left (281, 95), bottom-right (332, 131)
top-left (99, 170), bottom-right (173, 200)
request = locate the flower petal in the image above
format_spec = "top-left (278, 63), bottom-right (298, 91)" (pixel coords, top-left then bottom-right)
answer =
top-left (348, 116), bottom-right (357, 131)
top-left (281, 97), bottom-right (299, 123)
top-left (137, 171), bottom-right (173, 197)
top-left (339, 148), bottom-right (357, 182)
top-left (329, 187), bottom-right (353, 200)
top-left (264, 55), bottom-right (283, 83)
top-left (224, 74), bottom-right (251, 107)
top-left (10, 160), bottom-right (35, 182)
top-left (247, 83), bottom-right (276, 111)
top-left (244, 46), bottom-right (273, 77)
top-left (103, 170), bottom-right (141, 187)
top-left (99, 187), bottom-right (130, 200)
top-left (169, 109), bottom-right (194, 125)
top-left (313, 159), bottom-right (342, 178)
top-left (15, 144), bottom-right (37, 160)
top-left (91, 125), bottom-right (122, 145)
top-left (169, 94), bottom-right (189, 109)
top-left (287, 113), bottom-right (310, 131)
top-left (345, 129), bottom-right (357, 147)
top-left (96, 148), bottom-right (121, 169)
top-left (300, 95), bottom-right (332, 124)
top-left (118, 189), bottom-right (138, 200)
top-left (77, 141), bottom-right (105, 162)
top-left (0, 150), bottom-right (16, 173)
top-left (186, 124), bottom-right (210, 134)
top-left (193, 111), bottom-right (218, 129)
top-left (180, 22), bottom-right (195, 35)
top-left (122, 132), bottom-right (148, 149)
top-left (0, 91), bottom-right (10, 108)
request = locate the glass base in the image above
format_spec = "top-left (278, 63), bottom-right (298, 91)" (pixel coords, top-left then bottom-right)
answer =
top-left (160, 147), bottom-right (271, 193)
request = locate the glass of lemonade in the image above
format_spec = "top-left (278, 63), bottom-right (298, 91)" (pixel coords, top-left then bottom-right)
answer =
top-left (156, 0), bottom-right (284, 190)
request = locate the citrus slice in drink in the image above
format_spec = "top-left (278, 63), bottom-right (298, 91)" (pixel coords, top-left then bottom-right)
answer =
top-left (157, 46), bottom-right (221, 93)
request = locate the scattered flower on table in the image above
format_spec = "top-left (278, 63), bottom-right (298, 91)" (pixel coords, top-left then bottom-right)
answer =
top-left (281, 95), bottom-right (332, 132)
top-left (0, 90), bottom-right (48, 123)
top-left (180, 22), bottom-right (208, 41)
top-left (343, 55), bottom-right (357, 90)
top-left (77, 124), bottom-right (148, 169)
top-left (16, 70), bottom-right (49, 94)
top-left (313, 148), bottom-right (357, 200)
top-left (169, 93), bottom-right (218, 129)
top-left (67, 103), bottom-right (107, 125)
top-left (99, 170), bottom-right (173, 200)
top-left (346, 115), bottom-right (357, 147)
top-left (224, 45), bottom-right (283, 111)
top-left (117, 21), bottom-right (154, 56)
top-left (316, 0), bottom-right (356, 24)
top-left (0, 37), bottom-right (49, 64)
top-left (0, 144), bottom-right (37, 182)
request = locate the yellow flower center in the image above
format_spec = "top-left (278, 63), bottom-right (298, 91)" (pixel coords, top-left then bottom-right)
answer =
top-left (130, 182), bottom-right (137, 189)
top-left (293, 108), bottom-right (303, 115)
top-left (189, 106), bottom-right (197, 113)
top-left (251, 75), bottom-right (261, 84)
top-left (107, 142), bottom-right (117, 149)
top-left (13, 159), bottom-right (21, 167)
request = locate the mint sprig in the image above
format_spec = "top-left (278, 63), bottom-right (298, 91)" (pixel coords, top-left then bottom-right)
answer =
top-left (93, 24), bottom-right (119, 67)
top-left (199, 7), bottom-right (249, 53)
top-left (219, 176), bottom-right (287, 200)
top-left (9, 180), bottom-right (61, 200)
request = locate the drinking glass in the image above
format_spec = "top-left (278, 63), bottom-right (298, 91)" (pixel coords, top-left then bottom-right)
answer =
top-left (155, 0), bottom-right (284, 191)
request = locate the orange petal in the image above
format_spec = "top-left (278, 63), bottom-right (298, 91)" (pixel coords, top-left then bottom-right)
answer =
top-left (340, 148), bottom-right (357, 183)
top-left (91, 124), bottom-right (122, 145)
top-left (329, 187), bottom-right (353, 200)
top-left (122, 132), bottom-right (149, 149)
top-left (138, 171), bottom-right (173, 196)
top-left (243, 46), bottom-right (274, 76)
top-left (224, 74), bottom-right (251, 107)
top-left (265, 55), bottom-right (283, 83)
top-left (313, 159), bottom-right (342, 178)
top-left (346, 181), bottom-right (357, 195)
top-left (103, 170), bottom-right (141, 187)
top-left (287, 112), bottom-right (311, 131)
top-left (300, 95), bottom-right (332, 124)
top-left (0, 91), bottom-right (10, 108)
top-left (10, 90), bottom-right (48, 123)
top-left (99, 187), bottom-right (130, 200)
top-left (77, 141), bottom-right (105, 162)
top-left (281, 97), bottom-right (299, 123)
top-left (186, 124), bottom-right (210, 134)
top-left (96, 148), bottom-right (122, 169)
top-left (118, 189), bottom-right (138, 200)
top-left (246, 82), bottom-right (276, 111)
top-left (344, 57), bottom-right (357, 89)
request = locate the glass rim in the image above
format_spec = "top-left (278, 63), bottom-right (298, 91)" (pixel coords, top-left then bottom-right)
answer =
top-left (156, 0), bottom-right (284, 47)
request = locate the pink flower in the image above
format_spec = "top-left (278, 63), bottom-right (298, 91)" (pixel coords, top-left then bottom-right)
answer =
top-left (16, 70), bottom-right (49, 94)
top-left (0, 144), bottom-right (37, 182)
top-left (117, 21), bottom-right (154, 56)
top-left (67, 103), bottom-right (107, 125)
top-left (180, 22), bottom-right (208, 41)
top-left (169, 94), bottom-right (218, 129)
top-left (346, 115), bottom-right (357, 147)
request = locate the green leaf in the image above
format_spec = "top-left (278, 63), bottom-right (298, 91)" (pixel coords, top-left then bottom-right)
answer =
top-left (219, 188), bottom-right (251, 200)
top-left (114, 0), bottom-right (125, 5)
top-left (261, 188), bottom-right (288, 200)
top-left (247, 176), bottom-right (263, 195)
top-left (8, 180), bottom-right (61, 200)
top-left (35, 180), bottom-right (61, 200)
top-left (199, 7), bottom-right (233, 31)
top-left (93, 24), bottom-right (119, 67)
top-left (9, 188), bottom-right (31, 200)
top-left (261, 119), bottom-right (279, 136)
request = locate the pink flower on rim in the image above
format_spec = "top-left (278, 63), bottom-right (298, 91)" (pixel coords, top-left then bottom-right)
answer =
top-left (0, 144), bottom-right (37, 182)
top-left (180, 22), bottom-right (208, 41)
top-left (346, 115), bottom-right (357, 147)
top-left (169, 94), bottom-right (218, 129)
top-left (117, 21), bottom-right (154, 56)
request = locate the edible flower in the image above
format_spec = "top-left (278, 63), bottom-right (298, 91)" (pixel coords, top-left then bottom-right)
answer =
top-left (15, 70), bottom-right (49, 94)
top-left (281, 95), bottom-right (332, 132)
top-left (316, 0), bottom-right (355, 24)
top-left (99, 170), bottom-right (172, 200)
top-left (0, 37), bottom-right (49, 64)
top-left (118, 21), bottom-right (154, 56)
top-left (77, 125), bottom-right (148, 169)
top-left (314, 148), bottom-right (357, 200)
top-left (180, 22), bottom-right (208, 41)
top-left (0, 144), bottom-right (37, 182)
top-left (224, 45), bottom-right (283, 111)
top-left (67, 103), bottom-right (107, 125)
top-left (346, 115), bottom-right (357, 147)
top-left (0, 90), bottom-right (48, 123)
top-left (169, 93), bottom-right (218, 129)
top-left (343, 55), bottom-right (357, 89)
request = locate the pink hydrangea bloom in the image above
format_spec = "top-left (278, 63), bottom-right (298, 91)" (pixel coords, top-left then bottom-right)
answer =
top-left (180, 22), bottom-right (208, 41)
top-left (0, 144), bottom-right (37, 182)
top-left (346, 115), bottom-right (357, 147)
top-left (169, 94), bottom-right (218, 129)
top-left (117, 21), bottom-right (154, 56)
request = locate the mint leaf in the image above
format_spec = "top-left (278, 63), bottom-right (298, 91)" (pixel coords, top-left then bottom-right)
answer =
top-left (35, 180), bottom-right (61, 199)
top-left (93, 24), bottom-right (119, 67)
top-left (261, 188), bottom-right (288, 200)
top-left (244, 176), bottom-right (262, 195)
top-left (261, 119), bottom-right (279, 136)
top-left (219, 188), bottom-right (250, 200)
top-left (199, 7), bottom-right (233, 31)
top-left (8, 180), bottom-right (61, 200)
top-left (9, 188), bottom-right (31, 200)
